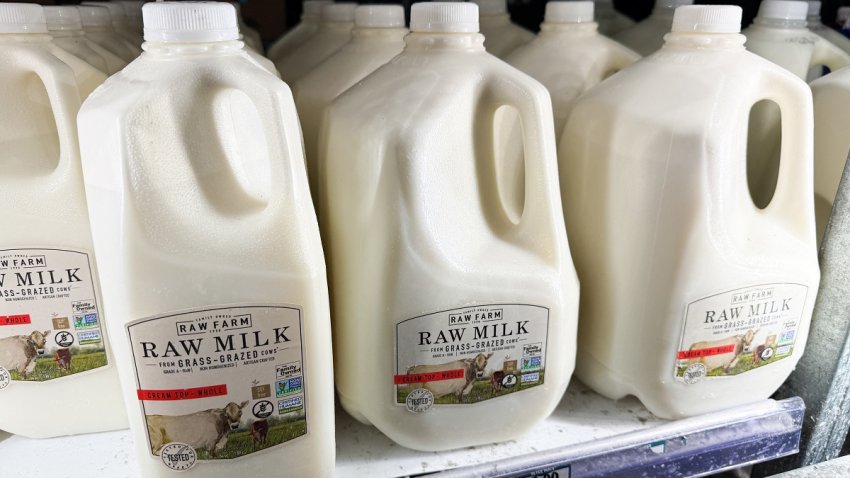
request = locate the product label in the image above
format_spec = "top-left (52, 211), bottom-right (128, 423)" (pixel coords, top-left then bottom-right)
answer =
top-left (127, 305), bottom-right (307, 469)
top-left (0, 248), bottom-right (108, 385)
top-left (395, 304), bottom-right (549, 412)
top-left (675, 283), bottom-right (809, 384)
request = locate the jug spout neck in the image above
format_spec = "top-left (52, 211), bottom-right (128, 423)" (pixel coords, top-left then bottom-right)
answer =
top-left (662, 32), bottom-right (746, 50)
top-left (141, 40), bottom-right (246, 56)
top-left (403, 32), bottom-right (485, 52)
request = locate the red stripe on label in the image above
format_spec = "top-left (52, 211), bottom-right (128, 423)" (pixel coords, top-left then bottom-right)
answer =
top-left (137, 384), bottom-right (228, 401)
top-left (0, 315), bottom-right (31, 326)
top-left (393, 369), bottom-right (465, 385)
top-left (678, 345), bottom-right (736, 360)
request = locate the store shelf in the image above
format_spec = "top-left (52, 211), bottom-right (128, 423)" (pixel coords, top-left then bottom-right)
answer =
top-left (0, 381), bottom-right (803, 478)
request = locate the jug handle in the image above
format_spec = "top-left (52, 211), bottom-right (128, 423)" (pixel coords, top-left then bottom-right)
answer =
top-left (484, 74), bottom-right (566, 258)
top-left (750, 67), bottom-right (816, 243)
top-left (810, 37), bottom-right (850, 74)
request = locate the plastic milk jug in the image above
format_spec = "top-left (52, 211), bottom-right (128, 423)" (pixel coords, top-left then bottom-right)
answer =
top-left (79, 4), bottom-right (138, 63)
top-left (45, 6), bottom-right (109, 75)
top-left (561, 5), bottom-right (820, 419)
top-left (267, 0), bottom-right (330, 63)
top-left (0, 3), bottom-right (126, 438)
top-left (507, 1), bottom-right (640, 138)
top-left (472, 0), bottom-right (534, 58)
top-left (77, 3), bottom-right (334, 476)
top-left (293, 5), bottom-right (407, 205)
top-left (594, 0), bottom-right (635, 36)
top-left (614, 0), bottom-right (693, 56)
top-left (82, 1), bottom-right (142, 48)
top-left (275, 3), bottom-right (355, 84)
top-left (811, 66), bottom-right (850, 238)
top-left (807, 1), bottom-right (850, 56)
top-left (321, 2), bottom-right (579, 451)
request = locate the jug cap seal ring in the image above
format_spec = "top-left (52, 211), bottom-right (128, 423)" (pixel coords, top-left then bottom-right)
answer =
top-left (321, 4), bottom-right (356, 23)
top-left (672, 5), bottom-right (742, 34)
top-left (44, 6), bottom-right (84, 32)
top-left (545, 1), bottom-right (595, 24)
top-left (143, 2), bottom-right (239, 43)
top-left (410, 3), bottom-right (479, 33)
top-left (0, 4), bottom-right (48, 34)
top-left (472, 0), bottom-right (507, 16)
top-left (756, 1), bottom-right (808, 21)
top-left (355, 5), bottom-right (405, 29)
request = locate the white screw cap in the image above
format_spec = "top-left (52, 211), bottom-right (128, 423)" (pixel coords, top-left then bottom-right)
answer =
top-left (807, 1), bottom-right (822, 16)
top-left (545, 1), bottom-right (594, 24)
top-left (143, 1), bottom-right (239, 43)
top-left (410, 2), bottom-right (479, 33)
top-left (355, 5), bottom-right (405, 28)
top-left (304, 1), bottom-right (332, 19)
top-left (321, 3), bottom-right (356, 23)
top-left (757, 1), bottom-right (808, 21)
top-left (78, 5), bottom-right (112, 28)
top-left (672, 5), bottom-right (742, 33)
top-left (44, 6), bottom-right (84, 31)
top-left (82, 2), bottom-right (128, 24)
top-left (472, 0), bottom-right (507, 16)
top-left (657, 0), bottom-right (695, 10)
top-left (0, 3), bottom-right (47, 34)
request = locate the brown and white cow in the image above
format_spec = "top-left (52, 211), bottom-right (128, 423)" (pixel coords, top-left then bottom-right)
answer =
top-left (406, 353), bottom-right (493, 402)
top-left (0, 330), bottom-right (49, 379)
top-left (250, 419), bottom-right (269, 449)
top-left (146, 400), bottom-right (249, 457)
top-left (686, 329), bottom-right (758, 373)
top-left (54, 348), bottom-right (72, 372)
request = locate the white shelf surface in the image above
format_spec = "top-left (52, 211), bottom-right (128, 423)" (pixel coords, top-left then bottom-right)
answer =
top-left (0, 380), bottom-right (803, 477)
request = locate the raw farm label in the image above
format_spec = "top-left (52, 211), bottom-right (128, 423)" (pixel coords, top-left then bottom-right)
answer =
top-left (675, 284), bottom-right (809, 384)
top-left (395, 304), bottom-right (549, 412)
top-left (127, 305), bottom-right (308, 469)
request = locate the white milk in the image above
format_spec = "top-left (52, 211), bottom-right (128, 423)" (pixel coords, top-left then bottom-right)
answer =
top-left (811, 66), bottom-right (850, 238)
top-left (507, 1), bottom-right (640, 139)
top-left (79, 4), bottom-right (138, 64)
top-left (472, 0), bottom-right (534, 58)
top-left (267, 0), bottom-right (330, 63)
top-left (275, 3), bottom-right (355, 84)
top-left (293, 5), bottom-right (407, 205)
top-left (0, 3), bottom-right (126, 438)
top-left (594, 0), bottom-right (635, 36)
top-left (561, 5), bottom-right (820, 420)
top-left (45, 6), bottom-right (109, 74)
top-left (614, 0), bottom-right (693, 56)
top-left (322, 2), bottom-right (579, 451)
top-left (82, 1), bottom-right (142, 48)
top-left (78, 3), bottom-right (334, 476)
top-left (807, 1), bottom-right (850, 56)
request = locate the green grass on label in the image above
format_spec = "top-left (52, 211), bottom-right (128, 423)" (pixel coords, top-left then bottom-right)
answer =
top-left (396, 371), bottom-right (546, 404)
top-left (9, 350), bottom-right (107, 381)
top-left (194, 418), bottom-right (307, 460)
top-left (676, 347), bottom-right (794, 378)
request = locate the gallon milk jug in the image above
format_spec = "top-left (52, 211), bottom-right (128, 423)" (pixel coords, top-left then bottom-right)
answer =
top-left (472, 0), bottom-right (534, 58)
top-left (614, 0), bottom-right (693, 56)
top-left (561, 5), bottom-right (820, 420)
top-left (79, 4), bottom-right (137, 63)
top-left (321, 2), bottom-right (579, 451)
top-left (82, 1), bottom-right (142, 48)
top-left (811, 66), bottom-right (850, 238)
top-left (275, 3), bottom-right (355, 84)
top-left (45, 6), bottom-right (109, 75)
top-left (293, 5), bottom-right (407, 205)
top-left (507, 1), bottom-right (640, 138)
top-left (77, 3), bottom-right (334, 476)
top-left (0, 3), bottom-right (126, 438)
top-left (267, 0), bottom-right (330, 63)
top-left (594, 0), bottom-right (635, 36)
top-left (807, 1), bottom-right (850, 56)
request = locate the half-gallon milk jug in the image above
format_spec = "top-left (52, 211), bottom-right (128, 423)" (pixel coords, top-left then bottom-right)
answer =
top-left (0, 3), bottom-right (126, 438)
top-left (614, 0), bottom-right (693, 56)
top-left (594, 0), bottom-right (635, 36)
top-left (472, 0), bottom-right (534, 58)
top-left (77, 3), bottom-right (334, 476)
top-left (321, 2), bottom-right (579, 451)
top-left (507, 1), bottom-right (640, 138)
top-left (267, 0), bottom-right (330, 63)
top-left (45, 6), bottom-right (109, 75)
top-left (811, 66), bottom-right (850, 238)
top-left (82, 1), bottom-right (142, 48)
top-left (808, 1), bottom-right (850, 56)
top-left (79, 4), bottom-right (138, 63)
top-left (561, 5), bottom-right (820, 419)
top-left (275, 3), bottom-right (355, 84)
top-left (293, 5), bottom-right (407, 205)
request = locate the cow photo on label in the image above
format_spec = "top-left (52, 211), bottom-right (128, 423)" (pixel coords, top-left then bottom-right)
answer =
top-left (147, 401), bottom-right (249, 458)
top-left (0, 330), bottom-right (49, 379)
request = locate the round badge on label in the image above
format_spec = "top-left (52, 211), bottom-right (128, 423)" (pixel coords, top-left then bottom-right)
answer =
top-left (760, 347), bottom-right (775, 361)
top-left (161, 443), bottom-right (197, 471)
top-left (253, 400), bottom-right (274, 419)
top-left (501, 374), bottom-right (517, 389)
top-left (406, 388), bottom-right (434, 413)
top-left (55, 331), bottom-right (74, 348)
top-left (683, 363), bottom-right (707, 384)
top-left (0, 367), bottom-right (10, 391)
